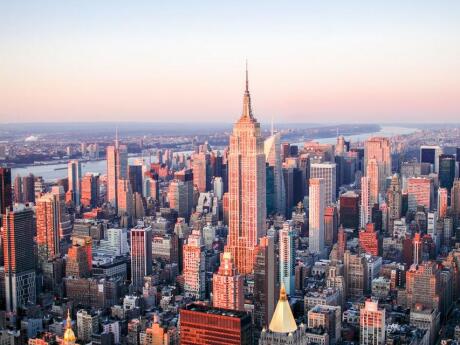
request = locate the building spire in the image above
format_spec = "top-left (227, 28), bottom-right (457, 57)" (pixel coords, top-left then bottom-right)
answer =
top-left (115, 126), bottom-right (119, 149)
top-left (271, 114), bottom-right (274, 136)
top-left (241, 60), bottom-right (254, 120)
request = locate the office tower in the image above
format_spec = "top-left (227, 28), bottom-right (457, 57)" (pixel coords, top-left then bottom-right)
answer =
top-left (439, 154), bottom-right (456, 192)
top-left (225, 67), bottom-right (266, 275)
top-left (360, 176), bottom-right (372, 228)
top-left (310, 162), bottom-right (337, 205)
top-left (183, 229), bottom-right (205, 299)
top-left (130, 225), bottom-right (152, 292)
top-left (259, 285), bottom-right (304, 345)
top-left (3, 206), bottom-right (36, 311)
top-left (143, 176), bottom-right (159, 200)
top-left (420, 145), bottom-right (442, 173)
top-left (281, 142), bottom-right (290, 162)
top-left (13, 174), bottom-right (22, 203)
top-left (22, 173), bottom-right (35, 204)
top-left (106, 134), bottom-right (128, 210)
top-left (213, 176), bottom-right (224, 200)
top-left (172, 169), bottom-right (194, 221)
top-left (68, 160), bottom-right (82, 205)
top-left (264, 132), bottom-right (286, 215)
top-left (117, 179), bottom-right (133, 218)
top-left (360, 299), bottom-right (386, 345)
top-left (407, 177), bottom-right (432, 211)
top-left (212, 252), bottom-right (244, 311)
top-left (387, 174), bottom-right (402, 235)
top-left (405, 261), bottom-right (440, 312)
top-left (254, 236), bottom-right (279, 333)
top-left (192, 152), bottom-right (210, 193)
top-left (180, 303), bottom-right (252, 345)
top-left (66, 242), bottom-right (91, 278)
top-left (339, 191), bottom-right (360, 229)
top-left (0, 167), bottom-right (12, 214)
top-left (452, 179), bottom-right (460, 219)
top-left (279, 221), bottom-right (295, 295)
top-left (128, 165), bottom-right (143, 194)
top-left (344, 250), bottom-right (367, 299)
top-left (364, 137), bottom-right (392, 191)
top-left (366, 158), bottom-right (380, 206)
top-left (309, 178), bottom-right (325, 255)
top-left (283, 166), bottom-right (304, 215)
top-left (80, 173), bottom-right (99, 208)
top-left (359, 223), bottom-right (380, 256)
top-left (324, 205), bottom-right (338, 247)
top-left (336, 135), bottom-right (346, 156)
top-left (36, 192), bottom-right (72, 264)
top-left (438, 188), bottom-right (448, 219)
top-left (308, 305), bottom-right (342, 345)
top-left (77, 310), bottom-right (98, 343)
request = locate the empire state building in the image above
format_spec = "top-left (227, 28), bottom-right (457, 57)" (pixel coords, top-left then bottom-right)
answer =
top-left (225, 66), bottom-right (266, 274)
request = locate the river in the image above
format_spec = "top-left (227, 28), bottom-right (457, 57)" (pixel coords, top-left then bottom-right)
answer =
top-left (12, 126), bottom-right (420, 182)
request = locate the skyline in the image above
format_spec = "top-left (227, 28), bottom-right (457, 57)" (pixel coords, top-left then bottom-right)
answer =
top-left (1, 1), bottom-right (459, 123)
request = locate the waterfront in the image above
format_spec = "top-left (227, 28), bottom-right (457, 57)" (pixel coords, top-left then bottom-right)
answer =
top-left (12, 126), bottom-right (420, 182)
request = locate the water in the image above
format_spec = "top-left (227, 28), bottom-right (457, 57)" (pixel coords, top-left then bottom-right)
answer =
top-left (12, 126), bottom-right (419, 182)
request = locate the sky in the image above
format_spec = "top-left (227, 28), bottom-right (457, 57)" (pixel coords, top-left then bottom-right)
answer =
top-left (0, 1), bottom-right (459, 124)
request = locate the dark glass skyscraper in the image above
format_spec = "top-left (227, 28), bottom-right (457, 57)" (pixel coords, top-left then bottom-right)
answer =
top-left (0, 167), bottom-right (12, 214)
top-left (439, 154), bottom-right (455, 192)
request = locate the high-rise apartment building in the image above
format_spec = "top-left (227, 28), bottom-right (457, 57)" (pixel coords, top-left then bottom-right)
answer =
top-left (407, 177), bottom-right (432, 211)
top-left (225, 67), bottom-right (266, 274)
top-left (0, 167), bottom-right (12, 214)
top-left (80, 173), bottom-right (99, 208)
top-left (212, 252), bottom-right (244, 311)
top-left (77, 310), bottom-right (99, 343)
top-left (3, 206), bottom-right (36, 311)
top-left (344, 250), bottom-right (367, 299)
top-left (264, 132), bottom-right (286, 215)
top-left (106, 135), bottom-right (128, 210)
top-left (360, 299), bottom-right (386, 345)
top-left (192, 152), bottom-right (210, 193)
top-left (279, 221), bottom-right (295, 295)
top-left (309, 178), bottom-right (325, 256)
top-left (130, 225), bottom-right (152, 292)
top-left (404, 261), bottom-right (440, 312)
top-left (310, 162), bottom-right (337, 205)
top-left (68, 160), bottom-right (81, 205)
top-left (183, 229), bottom-right (205, 299)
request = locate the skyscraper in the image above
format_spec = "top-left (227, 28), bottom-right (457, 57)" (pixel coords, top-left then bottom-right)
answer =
top-left (404, 261), bottom-right (440, 312)
top-left (225, 66), bottom-right (266, 274)
top-left (254, 236), bottom-right (279, 333)
top-left (438, 188), bottom-right (448, 219)
top-left (309, 178), bottom-right (325, 255)
top-left (264, 132), bottom-right (286, 215)
top-left (107, 133), bottom-right (128, 210)
top-left (310, 162), bottom-right (337, 205)
top-left (439, 154), bottom-right (456, 192)
top-left (183, 229), bottom-right (206, 299)
top-left (420, 145), bottom-right (442, 173)
top-left (130, 225), bottom-right (152, 292)
top-left (360, 299), bottom-right (386, 345)
top-left (366, 158), bottom-right (381, 206)
top-left (339, 191), bottom-right (360, 230)
top-left (279, 221), bottom-right (295, 295)
top-left (407, 177), bottom-right (432, 211)
top-left (68, 160), bottom-right (82, 206)
top-left (212, 252), bottom-right (244, 311)
top-left (364, 137), bottom-right (392, 191)
top-left (128, 164), bottom-right (143, 194)
top-left (360, 176), bottom-right (372, 228)
top-left (0, 167), bottom-right (12, 214)
top-left (80, 173), bottom-right (99, 208)
top-left (36, 192), bottom-right (72, 265)
top-left (387, 174), bottom-right (402, 235)
top-left (3, 206), bottom-right (36, 311)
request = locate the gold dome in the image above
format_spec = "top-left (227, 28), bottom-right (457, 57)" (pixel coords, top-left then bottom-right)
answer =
top-left (63, 309), bottom-right (76, 344)
top-left (268, 284), bottom-right (298, 334)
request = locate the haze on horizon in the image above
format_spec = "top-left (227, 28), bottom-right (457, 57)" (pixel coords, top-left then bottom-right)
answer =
top-left (1, 1), bottom-right (459, 124)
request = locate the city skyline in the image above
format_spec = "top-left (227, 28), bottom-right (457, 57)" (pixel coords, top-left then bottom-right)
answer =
top-left (1, 1), bottom-right (459, 124)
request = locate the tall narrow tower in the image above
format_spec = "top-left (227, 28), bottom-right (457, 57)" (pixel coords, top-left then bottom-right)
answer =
top-left (106, 130), bottom-right (128, 210)
top-left (225, 65), bottom-right (266, 274)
